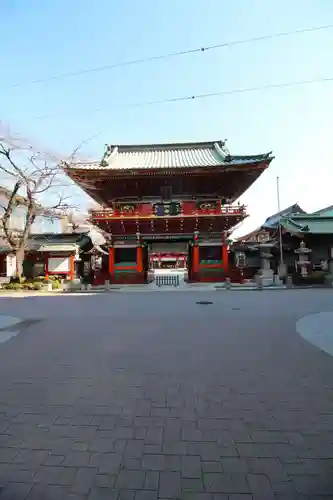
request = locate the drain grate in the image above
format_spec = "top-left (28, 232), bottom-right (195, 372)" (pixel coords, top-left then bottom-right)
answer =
top-left (196, 301), bottom-right (213, 305)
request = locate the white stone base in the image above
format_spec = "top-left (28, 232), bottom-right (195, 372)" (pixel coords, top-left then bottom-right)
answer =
top-left (80, 283), bottom-right (92, 291)
top-left (273, 274), bottom-right (283, 286)
top-left (260, 269), bottom-right (274, 286)
top-left (278, 263), bottom-right (287, 278)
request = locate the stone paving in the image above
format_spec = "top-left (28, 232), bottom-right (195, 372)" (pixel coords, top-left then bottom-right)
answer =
top-left (0, 290), bottom-right (332, 499)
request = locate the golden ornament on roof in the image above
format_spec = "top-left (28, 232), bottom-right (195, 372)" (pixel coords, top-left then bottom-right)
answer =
top-left (122, 205), bottom-right (135, 213)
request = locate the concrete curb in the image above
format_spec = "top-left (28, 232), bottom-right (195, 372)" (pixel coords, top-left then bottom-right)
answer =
top-left (296, 312), bottom-right (333, 357)
top-left (0, 317), bottom-right (41, 344)
top-left (0, 314), bottom-right (22, 330)
top-left (215, 286), bottom-right (287, 291)
top-left (0, 286), bottom-right (331, 297)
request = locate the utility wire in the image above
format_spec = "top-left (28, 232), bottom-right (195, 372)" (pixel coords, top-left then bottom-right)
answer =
top-left (4, 24), bottom-right (333, 89)
top-left (33, 75), bottom-right (333, 120)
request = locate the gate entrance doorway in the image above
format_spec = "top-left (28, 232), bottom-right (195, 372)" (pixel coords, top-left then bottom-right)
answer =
top-left (150, 252), bottom-right (187, 270)
top-left (148, 241), bottom-right (189, 286)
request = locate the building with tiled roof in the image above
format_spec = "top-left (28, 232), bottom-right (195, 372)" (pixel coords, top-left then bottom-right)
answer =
top-left (64, 140), bottom-right (273, 204)
top-left (233, 203), bottom-right (305, 245)
top-left (280, 212), bottom-right (333, 235)
top-left (64, 139), bottom-right (273, 285)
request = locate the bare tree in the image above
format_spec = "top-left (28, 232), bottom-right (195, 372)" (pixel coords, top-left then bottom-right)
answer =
top-left (0, 135), bottom-right (75, 279)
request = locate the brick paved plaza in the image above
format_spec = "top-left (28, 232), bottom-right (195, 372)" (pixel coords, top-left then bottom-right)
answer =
top-left (0, 290), bottom-right (332, 499)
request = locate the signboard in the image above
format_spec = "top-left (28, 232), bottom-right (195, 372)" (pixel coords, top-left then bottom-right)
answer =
top-left (115, 203), bottom-right (137, 213)
top-left (142, 234), bottom-right (190, 241)
top-left (153, 202), bottom-right (181, 216)
top-left (114, 241), bottom-right (137, 247)
top-left (256, 231), bottom-right (270, 243)
top-left (48, 257), bottom-right (70, 273)
top-left (242, 230), bottom-right (270, 243)
top-left (198, 240), bottom-right (222, 246)
top-left (113, 235), bottom-right (137, 242)
top-left (83, 261), bottom-right (91, 277)
top-left (196, 200), bottom-right (217, 210)
top-left (6, 254), bottom-right (16, 277)
top-left (151, 242), bottom-right (187, 253)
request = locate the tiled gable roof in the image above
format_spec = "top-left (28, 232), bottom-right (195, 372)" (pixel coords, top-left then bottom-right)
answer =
top-left (66, 141), bottom-right (272, 170)
top-left (280, 214), bottom-right (333, 234)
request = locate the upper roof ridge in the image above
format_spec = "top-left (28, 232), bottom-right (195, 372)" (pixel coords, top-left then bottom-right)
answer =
top-left (105, 140), bottom-right (226, 152)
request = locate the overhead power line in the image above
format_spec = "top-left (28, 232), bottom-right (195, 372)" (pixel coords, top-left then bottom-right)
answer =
top-left (33, 75), bottom-right (333, 120)
top-left (4, 24), bottom-right (333, 89)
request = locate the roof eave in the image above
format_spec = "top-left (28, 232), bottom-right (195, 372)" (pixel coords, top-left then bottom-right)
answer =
top-left (64, 158), bottom-right (271, 174)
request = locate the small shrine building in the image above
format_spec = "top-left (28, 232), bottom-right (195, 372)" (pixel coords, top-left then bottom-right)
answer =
top-left (232, 204), bottom-right (333, 283)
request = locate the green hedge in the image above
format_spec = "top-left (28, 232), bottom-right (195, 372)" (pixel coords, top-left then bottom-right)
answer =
top-left (3, 277), bottom-right (62, 291)
top-left (291, 270), bottom-right (326, 286)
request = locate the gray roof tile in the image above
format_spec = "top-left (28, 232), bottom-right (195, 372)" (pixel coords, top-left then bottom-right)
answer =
top-left (280, 215), bottom-right (333, 234)
top-left (67, 141), bottom-right (272, 171)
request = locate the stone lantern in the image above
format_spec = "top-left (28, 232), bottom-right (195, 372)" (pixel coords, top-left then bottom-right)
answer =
top-left (295, 241), bottom-right (311, 277)
top-left (235, 251), bottom-right (246, 283)
top-left (259, 243), bottom-right (274, 286)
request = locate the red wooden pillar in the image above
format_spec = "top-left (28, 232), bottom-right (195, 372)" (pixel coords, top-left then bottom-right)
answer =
top-left (69, 254), bottom-right (75, 281)
top-left (136, 246), bottom-right (143, 273)
top-left (192, 245), bottom-right (200, 280)
top-left (192, 231), bottom-right (200, 281)
top-left (45, 252), bottom-right (49, 280)
top-left (109, 247), bottom-right (115, 280)
top-left (222, 244), bottom-right (229, 277)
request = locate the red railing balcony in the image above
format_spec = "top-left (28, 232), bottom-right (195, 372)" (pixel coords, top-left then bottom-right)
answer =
top-left (89, 203), bottom-right (246, 219)
top-left (89, 208), bottom-right (144, 218)
top-left (221, 205), bottom-right (247, 215)
top-left (181, 202), bottom-right (246, 217)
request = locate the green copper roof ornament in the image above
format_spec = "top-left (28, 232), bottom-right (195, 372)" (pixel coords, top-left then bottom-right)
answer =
top-left (214, 139), bottom-right (231, 162)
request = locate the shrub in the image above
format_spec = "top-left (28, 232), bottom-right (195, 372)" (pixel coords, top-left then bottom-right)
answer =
top-left (51, 280), bottom-right (61, 289)
top-left (33, 282), bottom-right (42, 290)
top-left (34, 275), bottom-right (62, 282)
top-left (292, 270), bottom-right (326, 285)
top-left (308, 270), bottom-right (326, 281)
top-left (9, 277), bottom-right (24, 284)
top-left (48, 275), bottom-right (63, 281)
top-left (4, 282), bottom-right (23, 290)
top-left (23, 282), bottom-right (34, 290)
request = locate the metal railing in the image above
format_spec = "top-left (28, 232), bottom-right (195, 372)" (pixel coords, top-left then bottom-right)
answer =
top-left (155, 274), bottom-right (180, 287)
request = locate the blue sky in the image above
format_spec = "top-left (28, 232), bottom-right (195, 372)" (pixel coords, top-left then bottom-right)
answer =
top-left (1, 0), bottom-right (333, 236)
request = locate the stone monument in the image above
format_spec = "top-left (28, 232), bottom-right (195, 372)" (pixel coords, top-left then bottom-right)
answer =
top-left (259, 243), bottom-right (274, 286)
top-left (295, 241), bottom-right (311, 277)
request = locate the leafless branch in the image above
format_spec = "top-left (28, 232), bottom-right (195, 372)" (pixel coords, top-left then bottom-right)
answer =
top-left (0, 144), bottom-right (28, 180)
top-left (1, 181), bottom-right (21, 249)
top-left (0, 134), bottom-right (82, 277)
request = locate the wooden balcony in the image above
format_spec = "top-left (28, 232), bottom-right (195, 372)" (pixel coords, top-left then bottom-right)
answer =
top-left (89, 202), bottom-right (246, 219)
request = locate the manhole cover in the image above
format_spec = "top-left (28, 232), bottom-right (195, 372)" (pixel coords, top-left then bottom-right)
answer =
top-left (232, 307), bottom-right (241, 311)
top-left (196, 301), bottom-right (213, 305)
